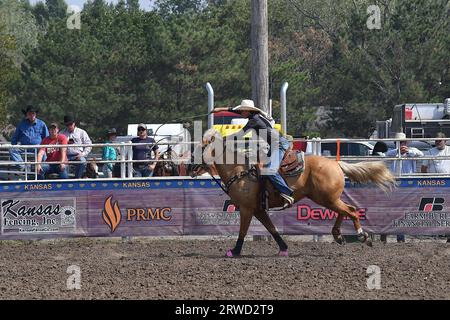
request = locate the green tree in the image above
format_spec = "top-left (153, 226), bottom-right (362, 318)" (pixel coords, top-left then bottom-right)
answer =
top-left (0, 25), bottom-right (18, 129)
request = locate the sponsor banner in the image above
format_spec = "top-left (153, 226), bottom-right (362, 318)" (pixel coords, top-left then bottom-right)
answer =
top-left (0, 179), bottom-right (219, 193)
top-left (185, 197), bottom-right (284, 235)
top-left (97, 193), bottom-right (181, 236)
top-left (283, 187), bottom-right (450, 235)
top-left (0, 178), bottom-right (449, 239)
top-left (391, 197), bottom-right (450, 229)
top-left (1, 197), bottom-right (77, 235)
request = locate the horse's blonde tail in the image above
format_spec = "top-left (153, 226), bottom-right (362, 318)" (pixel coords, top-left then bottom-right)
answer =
top-left (338, 161), bottom-right (397, 193)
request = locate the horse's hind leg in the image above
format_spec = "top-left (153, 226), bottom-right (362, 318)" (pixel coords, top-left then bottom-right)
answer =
top-left (332, 214), bottom-right (346, 245)
top-left (254, 209), bottom-right (288, 257)
top-left (328, 199), bottom-right (372, 247)
top-left (227, 207), bottom-right (253, 258)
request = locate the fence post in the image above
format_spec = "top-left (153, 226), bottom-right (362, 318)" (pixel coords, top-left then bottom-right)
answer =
top-left (120, 142), bottom-right (126, 179)
top-left (127, 141), bottom-right (133, 178)
top-left (34, 148), bottom-right (38, 180)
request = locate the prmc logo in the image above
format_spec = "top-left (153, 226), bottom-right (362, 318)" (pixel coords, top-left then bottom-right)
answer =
top-left (418, 198), bottom-right (444, 212)
top-left (102, 195), bottom-right (122, 232)
top-left (101, 195), bottom-right (173, 233)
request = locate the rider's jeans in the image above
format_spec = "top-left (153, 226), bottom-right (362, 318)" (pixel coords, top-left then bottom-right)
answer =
top-left (262, 136), bottom-right (294, 196)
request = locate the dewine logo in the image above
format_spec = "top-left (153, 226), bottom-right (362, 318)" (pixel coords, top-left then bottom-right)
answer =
top-left (102, 196), bottom-right (172, 233)
top-left (297, 204), bottom-right (367, 220)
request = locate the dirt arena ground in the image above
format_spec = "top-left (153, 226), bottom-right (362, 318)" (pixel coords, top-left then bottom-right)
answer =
top-left (0, 236), bottom-right (448, 300)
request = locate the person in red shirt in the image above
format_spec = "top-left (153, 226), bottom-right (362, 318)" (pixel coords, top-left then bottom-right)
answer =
top-left (37, 123), bottom-right (68, 179)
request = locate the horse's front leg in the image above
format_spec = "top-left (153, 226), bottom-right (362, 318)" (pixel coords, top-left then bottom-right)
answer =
top-left (226, 207), bottom-right (253, 258)
top-left (254, 209), bottom-right (288, 257)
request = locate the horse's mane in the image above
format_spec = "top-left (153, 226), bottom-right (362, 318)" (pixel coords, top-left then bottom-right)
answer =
top-left (203, 128), bottom-right (258, 166)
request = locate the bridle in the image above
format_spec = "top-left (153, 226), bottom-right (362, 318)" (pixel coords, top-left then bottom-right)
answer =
top-left (190, 135), bottom-right (257, 194)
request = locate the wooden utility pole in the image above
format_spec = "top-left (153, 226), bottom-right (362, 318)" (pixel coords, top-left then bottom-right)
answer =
top-left (251, 0), bottom-right (269, 113)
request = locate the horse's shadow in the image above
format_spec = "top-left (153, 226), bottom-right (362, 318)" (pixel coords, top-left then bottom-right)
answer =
top-left (181, 252), bottom-right (301, 259)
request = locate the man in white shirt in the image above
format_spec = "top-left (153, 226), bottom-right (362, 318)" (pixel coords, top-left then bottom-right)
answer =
top-left (385, 134), bottom-right (423, 175)
top-left (421, 132), bottom-right (450, 174)
top-left (60, 113), bottom-right (92, 178)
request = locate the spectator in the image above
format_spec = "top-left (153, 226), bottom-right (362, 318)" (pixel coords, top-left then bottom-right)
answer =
top-left (385, 133), bottom-right (423, 243)
top-left (9, 105), bottom-right (49, 171)
top-left (60, 113), bottom-right (92, 178)
top-left (421, 132), bottom-right (450, 174)
top-left (386, 133), bottom-right (423, 175)
top-left (420, 132), bottom-right (450, 244)
top-left (36, 123), bottom-right (68, 180)
top-left (102, 128), bottom-right (117, 178)
top-left (131, 123), bottom-right (159, 177)
top-left (372, 141), bottom-right (388, 156)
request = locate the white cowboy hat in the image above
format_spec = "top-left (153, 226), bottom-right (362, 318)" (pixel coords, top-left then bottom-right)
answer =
top-left (232, 99), bottom-right (264, 113)
top-left (393, 132), bottom-right (407, 141)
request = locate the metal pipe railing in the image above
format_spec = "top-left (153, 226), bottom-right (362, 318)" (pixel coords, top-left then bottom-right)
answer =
top-left (2, 137), bottom-right (450, 180)
top-left (206, 82), bottom-right (214, 129)
top-left (280, 82), bottom-right (288, 135)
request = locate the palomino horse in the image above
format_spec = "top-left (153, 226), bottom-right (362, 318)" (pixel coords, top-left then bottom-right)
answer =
top-left (192, 129), bottom-right (396, 257)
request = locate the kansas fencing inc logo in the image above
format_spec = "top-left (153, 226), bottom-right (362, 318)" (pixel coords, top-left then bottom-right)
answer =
top-left (102, 195), bottom-right (172, 232)
top-left (1, 198), bottom-right (76, 234)
top-left (392, 197), bottom-right (450, 228)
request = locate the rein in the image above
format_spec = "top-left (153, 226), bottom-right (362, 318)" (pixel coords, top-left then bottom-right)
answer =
top-left (151, 112), bottom-right (211, 152)
top-left (198, 165), bottom-right (257, 195)
top-left (222, 167), bottom-right (257, 193)
top-left (193, 131), bottom-right (258, 194)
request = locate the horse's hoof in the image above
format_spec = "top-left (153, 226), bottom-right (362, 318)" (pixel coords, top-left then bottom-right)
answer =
top-left (358, 231), bottom-right (371, 245)
top-left (332, 232), bottom-right (346, 245)
top-left (333, 235), bottom-right (346, 245)
top-left (226, 249), bottom-right (239, 258)
top-left (278, 250), bottom-right (289, 257)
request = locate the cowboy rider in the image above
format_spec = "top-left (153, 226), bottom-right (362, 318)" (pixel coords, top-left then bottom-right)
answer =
top-left (212, 99), bottom-right (295, 209)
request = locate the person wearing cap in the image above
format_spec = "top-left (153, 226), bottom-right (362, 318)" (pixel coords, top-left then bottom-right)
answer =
top-left (36, 123), bottom-right (68, 180)
top-left (60, 113), bottom-right (92, 179)
top-left (131, 124), bottom-right (160, 177)
top-left (102, 128), bottom-right (118, 178)
top-left (421, 132), bottom-right (450, 174)
top-left (9, 105), bottom-right (49, 171)
top-left (212, 99), bottom-right (295, 209)
top-left (372, 141), bottom-right (388, 156)
top-left (385, 133), bottom-right (423, 175)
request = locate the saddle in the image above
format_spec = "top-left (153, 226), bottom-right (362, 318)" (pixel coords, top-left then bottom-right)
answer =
top-left (255, 149), bottom-right (305, 211)
top-left (280, 149), bottom-right (305, 176)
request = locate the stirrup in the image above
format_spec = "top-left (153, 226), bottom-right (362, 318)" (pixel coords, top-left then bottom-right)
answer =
top-left (280, 193), bottom-right (294, 209)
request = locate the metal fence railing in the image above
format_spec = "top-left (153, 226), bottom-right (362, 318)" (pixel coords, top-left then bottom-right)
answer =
top-left (303, 137), bottom-right (450, 178)
top-left (2, 136), bottom-right (450, 182)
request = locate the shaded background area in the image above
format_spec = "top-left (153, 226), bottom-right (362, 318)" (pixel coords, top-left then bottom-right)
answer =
top-left (1, 0), bottom-right (448, 140)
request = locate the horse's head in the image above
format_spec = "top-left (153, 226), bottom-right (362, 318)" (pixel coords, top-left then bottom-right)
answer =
top-left (190, 129), bottom-right (222, 177)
